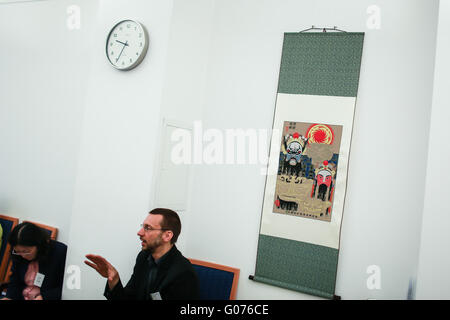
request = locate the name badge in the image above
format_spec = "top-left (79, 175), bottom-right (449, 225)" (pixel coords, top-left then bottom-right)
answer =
top-left (150, 292), bottom-right (162, 300)
top-left (34, 273), bottom-right (45, 287)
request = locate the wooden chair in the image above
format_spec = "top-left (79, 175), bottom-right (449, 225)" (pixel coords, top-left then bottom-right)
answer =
top-left (189, 259), bottom-right (240, 300)
top-left (0, 215), bottom-right (19, 283)
top-left (23, 220), bottom-right (58, 240)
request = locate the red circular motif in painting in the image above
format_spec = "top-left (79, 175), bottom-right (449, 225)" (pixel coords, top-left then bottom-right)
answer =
top-left (305, 124), bottom-right (334, 145)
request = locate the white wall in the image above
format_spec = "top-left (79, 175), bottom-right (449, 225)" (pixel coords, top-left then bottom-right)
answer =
top-left (184, 0), bottom-right (439, 299)
top-left (61, 0), bottom-right (175, 299)
top-left (416, 0), bottom-right (450, 299)
top-left (0, 0), bottom-right (443, 300)
top-left (154, 0), bottom-right (215, 254)
top-left (0, 0), bottom-right (98, 244)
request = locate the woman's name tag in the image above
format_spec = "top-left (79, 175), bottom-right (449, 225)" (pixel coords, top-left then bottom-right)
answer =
top-left (34, 273), bottom-right (45, 287)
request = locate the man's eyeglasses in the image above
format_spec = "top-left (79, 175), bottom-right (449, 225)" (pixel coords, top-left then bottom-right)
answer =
top-left (140, 224), bottom-right (170, 232)
top-left (12, 249), bottom-right (33, 256)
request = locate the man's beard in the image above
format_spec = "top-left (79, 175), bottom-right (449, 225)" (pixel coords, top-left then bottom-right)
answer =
top-left (143, 234), bottom-right (163, 253)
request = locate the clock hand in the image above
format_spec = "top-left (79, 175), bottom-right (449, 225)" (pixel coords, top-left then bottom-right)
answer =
top-left (116, 43), bottom-right (126, 63)
top-left (115, 40), bottom-right (129, 46)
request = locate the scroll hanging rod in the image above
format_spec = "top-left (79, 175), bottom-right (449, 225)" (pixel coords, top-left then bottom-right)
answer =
top-left (299, 26), bottom-right (347, 33)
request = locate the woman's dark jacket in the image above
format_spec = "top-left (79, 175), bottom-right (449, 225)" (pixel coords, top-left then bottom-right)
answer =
top-left (6, 240), bottom-right (67, 300)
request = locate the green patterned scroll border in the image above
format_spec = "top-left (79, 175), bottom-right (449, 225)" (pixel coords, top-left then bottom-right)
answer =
top-left (254, 234), bottom-right (339, 299)
top-left (278, 32), bottom-right (364, 97)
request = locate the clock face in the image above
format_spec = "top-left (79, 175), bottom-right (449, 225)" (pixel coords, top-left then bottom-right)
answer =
top-left (106, 20), bottom-right (149, 70)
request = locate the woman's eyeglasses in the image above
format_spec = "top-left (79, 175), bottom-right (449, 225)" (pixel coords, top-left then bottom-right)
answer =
top-left (12, 249), bottom-right (33, 256)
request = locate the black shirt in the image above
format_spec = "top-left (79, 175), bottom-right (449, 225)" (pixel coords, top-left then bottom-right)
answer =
top-left (104, 245), bottom-right (199, 300)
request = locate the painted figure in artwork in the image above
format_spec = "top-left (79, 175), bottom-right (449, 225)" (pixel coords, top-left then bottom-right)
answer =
top-left (280, 132), bottom-right (308, 177)
top-left (311, 160), bottom-right (336, 216)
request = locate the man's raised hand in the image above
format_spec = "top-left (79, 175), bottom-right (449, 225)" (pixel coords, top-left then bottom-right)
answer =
top-left (85, 254), bottom-right (120, 290)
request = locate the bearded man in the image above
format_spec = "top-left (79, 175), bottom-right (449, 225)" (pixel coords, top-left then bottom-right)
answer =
top-left (85, 208), bottom-right (199, 300)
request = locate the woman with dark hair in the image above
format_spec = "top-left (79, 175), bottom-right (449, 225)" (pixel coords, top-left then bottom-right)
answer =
top-left (1, 222), bottom-right (67, 300)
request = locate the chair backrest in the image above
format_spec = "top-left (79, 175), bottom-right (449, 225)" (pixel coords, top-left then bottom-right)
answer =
top-left (23, 221), bottom-right (58, 240)
top-left (189, 259), bottom-right (240, 300)
top-left (0, 215), bottom-right (19, 282)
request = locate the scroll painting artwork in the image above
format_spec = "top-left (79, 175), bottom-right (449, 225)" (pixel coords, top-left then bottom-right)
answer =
top-left (252, 32), bottom-right (364, 299)
top-left (274, 121), bottom-right (342, 222)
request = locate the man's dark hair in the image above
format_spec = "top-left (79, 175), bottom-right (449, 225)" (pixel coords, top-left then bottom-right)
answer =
top-left (149, 208), bottom-right (181, 244)
top-left (8, 222), bottom-right (51, 263)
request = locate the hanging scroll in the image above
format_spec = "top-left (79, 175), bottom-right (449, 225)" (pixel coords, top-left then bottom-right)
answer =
top-left (252, 32), bottom-right (364, 299)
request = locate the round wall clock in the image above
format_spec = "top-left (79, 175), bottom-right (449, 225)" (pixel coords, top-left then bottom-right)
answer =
top-left (106, 19), bottom-right (149, 71)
